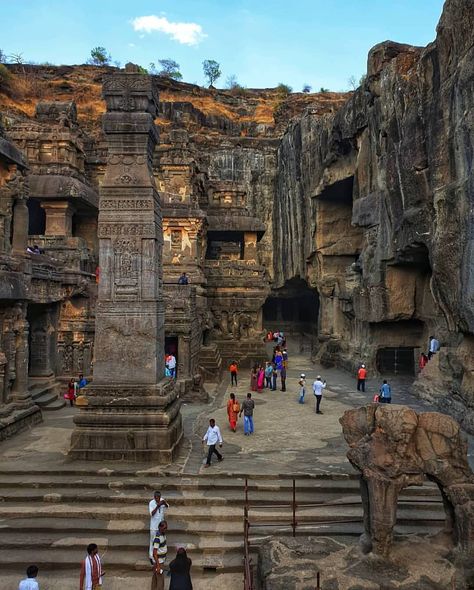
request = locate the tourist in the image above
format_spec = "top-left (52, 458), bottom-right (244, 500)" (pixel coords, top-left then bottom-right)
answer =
top-left (167, 354), bottom-right (177, 378)
top-left (78, 374), bottom-right (88, 389)
top-left (202, 418), bottom-right (223, 467)
top-left (298, 374), bottom-right (306, 404)
top-left (256, 364), bottom-right (265, 392)
top-left (271, 362), bottom-right (278, 391)
top-left (229, 360), bottom-right (238, 386)
top-left (177, 272), bottom-right (189, 285)
top-left (64, 378), bottom-right (75, 407)
top-left (264, 361), bottom-right (273, 388)
top-left (26, 244), bottom-right (41, 255)
top-left (250, 366), bottom-right (258, 391)
top-left (151, 521), bottom-right (168, 590)
top-left (357, 364), bottom-right (367, 392)
top-left (239, 392), bottom-right (255, 435)
top-left (379, 380), bottom-right (392, 403)
top-left (419, 352), bottom-right (428, 370)
top-left (169, 547), bottom-right (193, 590)
top-left (274, 348), bottom-right (283, 371)
top-left (227, 393), bottom-right (240, 432)
top-left (79, 543), bottom-right (104, 590)
top-left (266, 331), bottom-right (273, 342)
top-left (280, 365), bottom-right (287, 392)
top-left (428, 336), bottom-right (440, 360)
top-left (149, 491), bottom-right (169, 563)
top-left (18, 565), bottom-right (39, 590)
top-left (312, 375), bottom-right (327, 414)
top-left (282, 348), bottom-right (288, 367)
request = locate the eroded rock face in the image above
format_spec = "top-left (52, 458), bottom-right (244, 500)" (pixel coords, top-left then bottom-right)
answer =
top-left (272, 0), bottom-right (474, 429)
top-left (340, 405), bottom-right (474, 560)
top-left (258, 534), bottom-right (462, 590)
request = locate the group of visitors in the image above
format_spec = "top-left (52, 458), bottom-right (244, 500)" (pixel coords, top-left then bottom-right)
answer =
top-left (63, 373), bottom-right (88, 406)
top-left (265, 330), bottom-right (286, 348)
top-left (26, 244), bottom-right (43, 255)
top-left (147, 490), bottom-right (193, 589)
top-left (226, 392), bottom-right (255, 436)
top-left (355, 363), bottom-right (393, 403)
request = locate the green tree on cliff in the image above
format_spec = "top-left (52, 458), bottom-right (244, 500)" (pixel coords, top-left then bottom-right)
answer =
top-left (157, 59), bottom-right (182, 80)
top-left (202, 60), bottom-right (221, 87)
top-left (88, 47), bottom-right (111, 66)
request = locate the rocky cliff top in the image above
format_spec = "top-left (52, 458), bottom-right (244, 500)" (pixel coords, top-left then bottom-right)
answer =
top-left (0, 64), bottom-right (349, 140)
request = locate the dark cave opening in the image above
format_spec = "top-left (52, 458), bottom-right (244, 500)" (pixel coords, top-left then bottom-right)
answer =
top-left (263, 278), bottom-right (319, 335)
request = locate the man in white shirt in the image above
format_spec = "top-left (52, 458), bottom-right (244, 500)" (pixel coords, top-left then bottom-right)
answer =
top-left (202, 418), bottom-right (223, 468)
top-left (313, 375), bottom-right (327, 414)
top-left (428, 336), bottom-right (440, 360)
top-left (18, 565), bottom-right (39, 590)
top-left (167, 354), bottom-right (177, 378)
top-left (149, 491), bottom-right (169, 562)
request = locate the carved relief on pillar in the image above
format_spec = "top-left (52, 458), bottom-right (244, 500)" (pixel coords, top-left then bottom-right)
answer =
top-left (112, 237), bottom-right (140, 301)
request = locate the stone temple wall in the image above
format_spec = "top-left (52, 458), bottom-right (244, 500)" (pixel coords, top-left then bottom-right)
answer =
top-left (0, 0), bottom-right (472, 439)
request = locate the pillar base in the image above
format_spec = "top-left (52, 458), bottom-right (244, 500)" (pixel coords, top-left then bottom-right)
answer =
top-left (69, 380), bottom-right (183, 462)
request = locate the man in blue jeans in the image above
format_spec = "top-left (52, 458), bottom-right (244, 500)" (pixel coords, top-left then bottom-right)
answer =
top-left (239, 393), bottom-right (255, 435)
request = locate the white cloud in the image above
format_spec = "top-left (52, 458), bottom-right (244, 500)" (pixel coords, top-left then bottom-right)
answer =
top-left (128, 43), bottom-right (136, 48)
top-left (131, 15), bottom-right (207, 46)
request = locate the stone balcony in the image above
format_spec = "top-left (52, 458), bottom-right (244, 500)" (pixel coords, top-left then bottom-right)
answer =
top-left (28, 236), bottom-right (96, 274)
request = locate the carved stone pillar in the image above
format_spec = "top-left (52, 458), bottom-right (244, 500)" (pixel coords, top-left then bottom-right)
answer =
top-left (70, 64), bottom-right (182, 462)
top-left (10, 303), bottom-right (33, 407)
top-left (11, 196), bottom-right (29, 254)
top-left (41, 201), bottom-right (75, 236)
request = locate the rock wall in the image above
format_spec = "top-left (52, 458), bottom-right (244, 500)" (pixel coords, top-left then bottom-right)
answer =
top-left (272, 0), bottom-right (474, 430)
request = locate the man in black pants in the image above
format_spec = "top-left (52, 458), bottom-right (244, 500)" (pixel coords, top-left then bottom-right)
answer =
top-left (202, 418), bottom-right (223, 468)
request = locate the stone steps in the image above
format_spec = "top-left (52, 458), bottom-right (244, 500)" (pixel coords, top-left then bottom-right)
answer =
top-left (0, 471), bottom-right (446, 582)
top-left (0, 571), bottom-right (244, 590)
top-left (198, 345), bottom-right (222, 381)
top-left (28, 379), bottom-right (65, 411)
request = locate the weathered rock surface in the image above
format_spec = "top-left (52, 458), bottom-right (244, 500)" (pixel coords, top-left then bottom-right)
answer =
top-left (340, 404), bottom-right (474, 573)
top-left (271, 0), bottom-right (474, 429)
top-left (258, 533), bottom-right (463, 589)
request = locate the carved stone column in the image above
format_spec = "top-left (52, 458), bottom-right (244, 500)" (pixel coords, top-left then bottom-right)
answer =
top-left (70, 64), bottom-right (182, 462)
top-left (11, 196), bottom-right (29, 254)
top-left (10, 303), bottom-right (33, 407)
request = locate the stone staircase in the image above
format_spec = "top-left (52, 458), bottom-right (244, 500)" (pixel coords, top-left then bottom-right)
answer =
top-left (0, 469), bottom-right (446, 589)
top-left (198, 344), bottom-right (222, 381)
top-left (28, 378), bottom-right (65, 411)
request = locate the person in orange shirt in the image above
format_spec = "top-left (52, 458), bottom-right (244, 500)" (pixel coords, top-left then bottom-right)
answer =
top-left (357, 364), bottom-right (367, 392)
top-left (229, 361), bottom-right (238, 386)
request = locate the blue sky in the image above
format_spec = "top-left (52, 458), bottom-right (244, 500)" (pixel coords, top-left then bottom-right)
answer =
top-left (1, 0), bottom-right (445, 91)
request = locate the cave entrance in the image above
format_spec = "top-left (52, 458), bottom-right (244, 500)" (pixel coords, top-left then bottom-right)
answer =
top-left (263, 278), bottom-right (319, 335)
top-left (376, 347), bottom-right (416, 376)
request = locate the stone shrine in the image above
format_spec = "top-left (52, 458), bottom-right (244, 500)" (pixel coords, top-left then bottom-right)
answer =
top-left (69, 65), bottom-right (182, 461)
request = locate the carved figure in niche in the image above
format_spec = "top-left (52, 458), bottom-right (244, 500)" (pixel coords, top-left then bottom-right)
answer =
top-left (171, 229), bottom-right (182, 251)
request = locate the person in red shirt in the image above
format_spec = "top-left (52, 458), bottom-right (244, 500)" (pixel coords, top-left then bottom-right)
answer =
top-left (229, 361), bottom-right (238, 386)
top-left (357, 364), bottom-right (367, 392)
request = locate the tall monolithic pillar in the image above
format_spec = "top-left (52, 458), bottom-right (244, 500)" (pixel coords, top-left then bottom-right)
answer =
top-left (70, 64), bottom-right (182, 461)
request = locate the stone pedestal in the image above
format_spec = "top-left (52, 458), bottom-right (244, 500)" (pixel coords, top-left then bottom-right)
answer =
top-left (70, 382), bottom-right (182, 461)
top-left (70, 64), bottom-right (183, 462)
top-left (41, 201), bottom-right (75, 236)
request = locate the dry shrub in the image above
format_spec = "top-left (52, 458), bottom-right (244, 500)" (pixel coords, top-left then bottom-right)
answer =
top-left (0, 64), bottom-right (12, 93)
